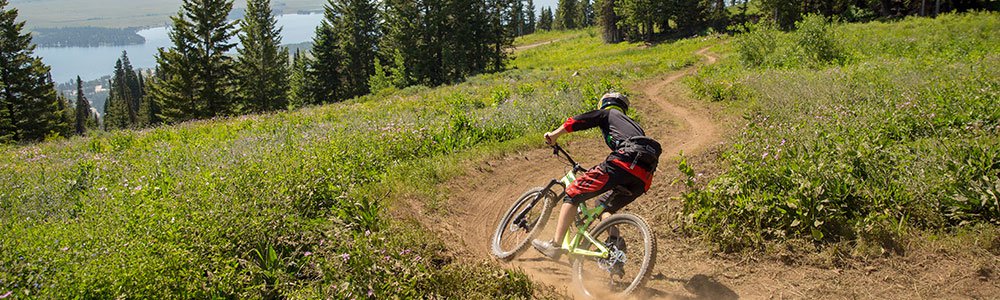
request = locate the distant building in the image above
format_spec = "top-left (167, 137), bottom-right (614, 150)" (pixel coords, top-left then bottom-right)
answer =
top-left (95, 85), bottom-right (106, 93)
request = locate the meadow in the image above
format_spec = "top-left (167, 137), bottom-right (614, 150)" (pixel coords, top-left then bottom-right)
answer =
top-left (685, 12), bottom-right (999, 251)
top-left (0, 28), bottom-right (712, 297)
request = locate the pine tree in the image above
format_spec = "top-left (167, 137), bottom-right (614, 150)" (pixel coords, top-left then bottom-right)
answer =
top-left (380, 0), bottom-right (421, 85)
top-left (338, 0), bottom-right (381, 98)
top-left (539, 7), bottom-right (553, 30)
top-left (578, 0), bottom-right (593, 27)
top-left (287, 50), bottom-right (313, 109)
top-left (235, 0), bottom-right (290, 113)
top-left (596, 0), bottom-right (622, 42)
top-left (104, 74), bottom-right (129, 129)
top-left (309, 2), bottom-right (347, 104)
top-left (74, 76), bottom-right (91, 135)
top-left (367, 57), bottom-right (391, 93)
top-left (148, 19), bottom-right (197, 123)
top-left (555, 0), bottom-right (577, 30)
top-left (138, 71), bottom-right (161, 126)
top-left (511, 0), bottom-right (525, 36)
top-left (149, 0), bottom-right (238, 123)
top-left (0, 0), bottom-right (65, 142)
top-left (525, 0), bottom-right (537, 34)
top-left (105, 52), bottom-right (145, 129)
top-left (55, 91), bottom-right (73, 137)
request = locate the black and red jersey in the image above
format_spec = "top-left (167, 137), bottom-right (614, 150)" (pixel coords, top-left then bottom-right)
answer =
top-left (563, 109), bottom-right (645, 151)
top-left (562, 109), bottom-right (661, 188)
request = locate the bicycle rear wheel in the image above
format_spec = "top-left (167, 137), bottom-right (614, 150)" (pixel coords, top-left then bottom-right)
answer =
top-left (571, 213), bottom-right (656, 298)
top-left (491, 187), bottom-right (556, 261)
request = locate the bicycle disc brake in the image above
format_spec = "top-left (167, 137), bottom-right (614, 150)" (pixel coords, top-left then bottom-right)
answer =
top-left (597, 247), bottom-right (628, 276)
top-left (509, 212), bottom-right (533, 232)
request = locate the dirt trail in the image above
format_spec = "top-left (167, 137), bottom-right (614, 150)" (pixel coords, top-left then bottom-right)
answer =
top-left (401, 46), bottom-right (1000, 299)
top-left (405, 47), bottom-right (727, 298)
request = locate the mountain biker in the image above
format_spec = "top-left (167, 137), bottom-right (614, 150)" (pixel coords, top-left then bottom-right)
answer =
top-left (532, 92), bottom-right (662, 260)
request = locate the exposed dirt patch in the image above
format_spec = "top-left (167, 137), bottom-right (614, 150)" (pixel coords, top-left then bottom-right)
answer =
top-left (395, 47), bottom-right (1000, 299)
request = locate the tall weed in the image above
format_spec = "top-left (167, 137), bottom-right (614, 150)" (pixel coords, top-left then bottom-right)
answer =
top-left (685, 13), bottom-right (1000, 250)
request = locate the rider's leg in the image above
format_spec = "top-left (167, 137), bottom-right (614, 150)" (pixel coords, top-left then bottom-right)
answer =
top-left (601, 212), bottom-right (621, 237)
top-left (551, 202), bottom-right (578, 243)
top-left (533, 164), bottom-right (616, 258)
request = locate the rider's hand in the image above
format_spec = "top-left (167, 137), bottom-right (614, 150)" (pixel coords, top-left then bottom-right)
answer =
top-left (544, 132), bottom-right (556, 146)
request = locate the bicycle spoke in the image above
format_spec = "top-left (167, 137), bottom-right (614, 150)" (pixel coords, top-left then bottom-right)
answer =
top-left (573, 214), bottom-right (654, 298)
top-left (491, 188), bottom-right (554, 260)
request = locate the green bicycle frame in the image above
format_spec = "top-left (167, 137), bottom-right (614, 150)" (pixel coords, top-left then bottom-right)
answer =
top-left (555, 169), bottom-right (611, 259)
top-left (561, 202), bottom-right (610, 258)
top-left (547, 145), bottom-right (611, 259)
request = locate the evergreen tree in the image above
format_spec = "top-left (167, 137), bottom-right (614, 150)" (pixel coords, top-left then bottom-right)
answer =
top-left (149, 0), bottom-right (238, 123)
top-left (104, 75), bottom-right (129, 129)
top-left (105, 52), bottom-right (145, 129)
top-left (596, 0), bottom-right (622, 42)
top-left (511, 0), bottom-right (525, 36)
top-left (367, 57), bottom-right (391, 93)
top-left (380, 0), bottom-right (421, 85)
top-left (339, 0), bottom-right (381, 98)
top-left (148, 19), bottom-right (197, 123)
top-left (74, 76), bottom-right (91, 135)
top-left (0, 0), bottom-right (65, 142)
top-left (579, 0), bottom-right (593, 27)
top-left (139, 71), bottom-right (161, 126)
top-left (555, 0), bottom-right (577, 30)
top-left (525, 0), bottom-right (537, 34)
top-left (54, 89), bottom-right (73, 138)
top-left (539, 7), bottom-right (553, 30)
top-left (380, 0), bottom-right (513, 87)
top-left (287, 50), bottom-right (313, 109)
top-left (484, 0), bottom-right (515, 72)
top-left (387, 49), bottom-right (408, 88)
top-left (235, 0), bottom-right (290, 113)
top-left (309, 2), bottom-right (347, 103)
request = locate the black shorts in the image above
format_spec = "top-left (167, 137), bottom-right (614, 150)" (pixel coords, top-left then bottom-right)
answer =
top-left (564, 161), bottom-right (648, 214)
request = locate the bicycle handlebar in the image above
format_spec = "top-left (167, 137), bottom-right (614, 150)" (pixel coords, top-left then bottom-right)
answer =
top-left (552, 145), bottom-right (586, 173)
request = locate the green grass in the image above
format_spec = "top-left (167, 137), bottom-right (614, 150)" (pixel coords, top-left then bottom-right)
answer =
top-left (0, 29), bottom-right (714, 297)
top-left (683, 12), bottom-right (1000, 251)
top-left (512, 28), bottom-right (586, 47)
top-left (10, 0), bottom-right (326, 28)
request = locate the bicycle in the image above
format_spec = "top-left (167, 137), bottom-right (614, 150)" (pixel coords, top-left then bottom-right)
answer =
top-left (490, 145), bottom-right (657, 298)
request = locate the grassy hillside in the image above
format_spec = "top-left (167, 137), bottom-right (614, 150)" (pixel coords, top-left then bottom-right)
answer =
top-left (685, 13), bottom-right (999, 251)
top-left (0, 28), bottom-right (712, 297)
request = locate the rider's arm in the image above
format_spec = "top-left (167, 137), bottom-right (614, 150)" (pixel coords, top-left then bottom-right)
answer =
top-left (545, 110), bottom-right (609, 145)
top-left (544, 125), bottom-right (568, 145)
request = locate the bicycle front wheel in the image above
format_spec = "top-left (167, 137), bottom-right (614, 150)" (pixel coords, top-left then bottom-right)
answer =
top-left (490, 187), bottom-right (555, 261)
top-left (571, 213), bottom-right (657, 298)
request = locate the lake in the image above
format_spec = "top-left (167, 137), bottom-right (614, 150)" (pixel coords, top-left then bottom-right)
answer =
top-left (35, 13), bottom-right (324, 84)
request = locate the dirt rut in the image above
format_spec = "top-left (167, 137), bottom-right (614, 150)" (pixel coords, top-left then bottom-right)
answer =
top-left (407, 48), bottom-right (725, 298)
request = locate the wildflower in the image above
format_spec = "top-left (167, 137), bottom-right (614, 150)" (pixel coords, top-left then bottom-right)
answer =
top-left (341, 253), bottom-right (350, 262)
top-left (0, 291), bottom-right (11, 299)
top-left (304, 251), bottom-right (312, 257)
top-left (400, 249), bottom-right (411, 255)
top-left (368, 289), bottom-right (374, 297)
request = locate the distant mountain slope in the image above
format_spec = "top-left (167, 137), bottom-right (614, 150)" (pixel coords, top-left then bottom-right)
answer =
top-left (9, 0), bottom-right (325, 28)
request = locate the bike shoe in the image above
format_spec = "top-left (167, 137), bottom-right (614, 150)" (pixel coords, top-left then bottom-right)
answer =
top-left (532, 239), bottom-right (563, 260)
